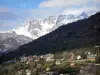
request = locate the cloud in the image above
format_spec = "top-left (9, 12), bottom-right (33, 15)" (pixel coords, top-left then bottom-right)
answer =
top-left (0, 7), bottom-right (23, 31)
top-left (39, 0), bottom-right (89, 8)
top-left (28, 8), bottom-right (63, 19)
top-left (0, 0), bottom-right (100, 31)
top-left (39, 0), bottom-right (100, 8)
top-left (0, 7), bottom-right (18, 21)
top-left (0, 12), bottom-right (18, 20)
top-left (0, 7), bottom-right (9, 12)
top-left (38, 0), bottom-right (100, 16)
top-left (61, 7), bottom-right (100, 16)
top-left (93, 0), bottom-right (100, 3)
top-left (0, 19), bottom-right (28, 31)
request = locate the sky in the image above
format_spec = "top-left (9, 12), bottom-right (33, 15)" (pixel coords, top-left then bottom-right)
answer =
top-left (0, 0), bottom-right (100, 31)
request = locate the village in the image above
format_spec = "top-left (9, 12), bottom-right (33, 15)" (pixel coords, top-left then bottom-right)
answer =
top-left (0, 46), bottom-right (100, 75)
top-left (15, 50), bottom-right (98, 75)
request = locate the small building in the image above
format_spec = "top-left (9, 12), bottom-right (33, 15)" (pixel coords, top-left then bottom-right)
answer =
top-left (95, 45), bottom-right (99, 48)
top-left (70, 63), bottom-right (76, 67)
top-left (26, 69), bottom-right (31, 75)
top-left (46, 72), bottom-right (60, 75)
top-left (45, 54), bottom-right (55, 62)
top-left (28, 56), bottom-right (33, 62)
top-left (17, 70), bottom-right (23, 75)
top-left (46, 67), bottom-right (50, 71)
top-left (77, 55), bottom-right (81, 60)
top-left (20, 56), bottom-right (28, 62)
top-left (87, 54), bottom-right (97, 61)
top-left (55, 60), bottom-right (61, 65)
top-left (37, 64), bottom-right (42, 69)
top-left (70, 53), bottom-right (75, 60)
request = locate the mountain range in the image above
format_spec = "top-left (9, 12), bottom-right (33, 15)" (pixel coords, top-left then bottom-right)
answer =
top-left (0, 12), bottom-right (88, 52)
top-left (14, 12), bottom-right (88, 39)
top-left (0, 31), bottom-right (32, 52)
top-left (0, 12), bottom-right (100, 62)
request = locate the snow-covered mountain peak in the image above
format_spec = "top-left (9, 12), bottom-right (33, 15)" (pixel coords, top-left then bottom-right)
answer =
top-left (80, 12), bottom-right (88, 17)
top-left (42, 16), bottom-right (56, 25)
top-left (12, 12), bottom-right (89, 39)
top-left (77, 12), bottom-right (88, 19)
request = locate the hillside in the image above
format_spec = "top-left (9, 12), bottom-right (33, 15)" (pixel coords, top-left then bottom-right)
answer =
top-left (1, 12), bottom-right (100, 62)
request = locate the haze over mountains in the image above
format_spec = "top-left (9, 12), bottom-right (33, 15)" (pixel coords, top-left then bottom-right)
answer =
top-left (1, 12), bottom-right (100, 62)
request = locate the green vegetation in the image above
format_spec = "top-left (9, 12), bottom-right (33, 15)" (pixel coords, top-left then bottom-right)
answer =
top-left (96, 70), bottom-right (100, 75)
top-left (0, 61), bottom-right (79, 75)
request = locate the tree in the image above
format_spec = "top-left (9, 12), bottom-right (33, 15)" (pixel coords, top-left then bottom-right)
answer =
top-left (96, 49), bottom-right (100, 63)
top-left (80, 52), bottom-right (87, 59)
